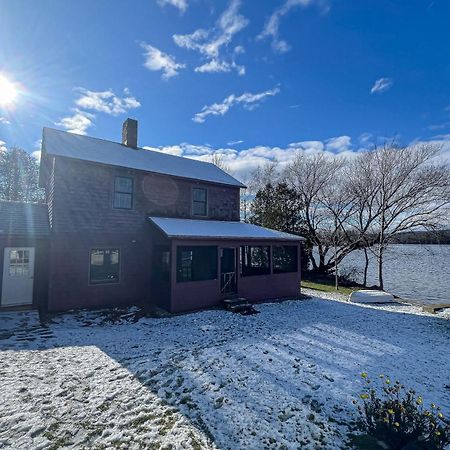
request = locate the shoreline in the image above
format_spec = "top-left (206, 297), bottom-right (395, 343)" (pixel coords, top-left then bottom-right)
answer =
top-left (301, 287), bottom-right (450, 320)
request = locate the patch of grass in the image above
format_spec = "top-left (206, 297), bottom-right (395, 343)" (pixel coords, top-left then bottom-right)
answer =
top-left (301, 280), bottom-right (356, 296)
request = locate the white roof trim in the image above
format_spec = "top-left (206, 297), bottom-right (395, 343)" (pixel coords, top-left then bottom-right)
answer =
top-left (149, 216), bottom-right (304, 241)
top-left (42, 128), bottom-right (245, 188)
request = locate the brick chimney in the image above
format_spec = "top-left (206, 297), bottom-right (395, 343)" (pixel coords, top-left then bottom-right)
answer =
top-left (122, 118), bottom-right (138, 148)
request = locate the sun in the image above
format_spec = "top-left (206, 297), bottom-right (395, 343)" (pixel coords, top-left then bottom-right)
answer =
top-left (0, 74), bottom-right (18, 107)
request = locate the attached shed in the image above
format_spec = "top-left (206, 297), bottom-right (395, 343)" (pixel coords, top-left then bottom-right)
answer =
top-left (0, 201), bottom-right (49, 309)
top-left (149, 216), bottom-right (304, 313)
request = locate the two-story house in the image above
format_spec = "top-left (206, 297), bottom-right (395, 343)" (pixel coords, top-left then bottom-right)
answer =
top-left (0, 119), bottom-right (303, 313)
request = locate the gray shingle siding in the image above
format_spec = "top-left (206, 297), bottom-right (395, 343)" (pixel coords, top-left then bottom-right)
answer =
top-left (0, 201), bottom-right (50, 237)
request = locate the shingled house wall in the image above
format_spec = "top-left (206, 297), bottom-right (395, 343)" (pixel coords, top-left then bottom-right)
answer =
top-left (45, 156), bottom-right (240, 311)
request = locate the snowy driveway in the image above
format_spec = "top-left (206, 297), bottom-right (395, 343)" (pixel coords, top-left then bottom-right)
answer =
top-left (1, 296), bottom-right (449, 449)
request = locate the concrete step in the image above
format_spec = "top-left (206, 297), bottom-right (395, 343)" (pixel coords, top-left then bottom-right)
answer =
top-left (229, 303), bottom-right (251, 313)
top-left (223, 297), bottom-right (248, 306)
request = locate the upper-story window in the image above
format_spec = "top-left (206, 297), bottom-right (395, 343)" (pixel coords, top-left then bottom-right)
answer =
top-left (113, 176), bottom-right (133, 209)
top-left (192, 187), bottom-right (207, 216)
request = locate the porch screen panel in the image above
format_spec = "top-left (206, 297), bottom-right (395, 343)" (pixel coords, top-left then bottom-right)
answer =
top-left (240, 245), bottom-right (270, 276)
top-left (176, 246), bottom-right (218, 282)
top-left (273, 245), bottom-right (298, 273)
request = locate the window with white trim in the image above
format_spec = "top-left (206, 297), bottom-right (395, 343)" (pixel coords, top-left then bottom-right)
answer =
top-left (192, 187), bottom-right (207, 216)
top-left (113, 176), bottom-right (133, 209)
top-left (89, 248), bottom-right (120, 284)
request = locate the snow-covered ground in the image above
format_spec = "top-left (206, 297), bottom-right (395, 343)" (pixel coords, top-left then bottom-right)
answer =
top-left (1, 292), bottom-right (449, 449)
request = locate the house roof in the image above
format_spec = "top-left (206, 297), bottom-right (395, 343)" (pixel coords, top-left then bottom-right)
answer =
top-left (0, 201), bottom-right (50, 237)
top-left (149, 217), bottom-right (304, 241)
top-left (42, 128), bottom-right (245, 188)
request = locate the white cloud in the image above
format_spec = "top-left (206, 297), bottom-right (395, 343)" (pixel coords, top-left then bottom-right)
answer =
top-left (173, 0), bottom-right (248, 75)
top-left (141, 43), bottom-right (186, 80)
top-left (56, 109), bottom-right (95, 135)
top-left (257, 0), bottom-right (322, 53)
top-left (143, 135), bottom-right (357, 180)
top-left (0, 140), bottom-right (7, 152)
top-left (359, 132), bottom-right (373, 145)
top-left (143, 144), bottom-right (184, 156)
top-left (413, 133), bottom-right (450, 163)
top-left (144, 133), bottom-right (450, 182)
top-left (0, 117), bottom-right (11, 125)
top-left (57, 86), bottom-right (139, 136)
top-left (370, 77), bottom-right (393, 94)
top-left (325, 135), bottom-right (352, 152)
top-left (193, 86), bottom-right (280, 123)
top-left (194, 59), bottom-right (245, 75)
top-left (75, 88), bottom-right (140, 116)
top-left (427, 122), bottom-right (450, 131)
top-left (158, 0), bottom-right (188, 13)
top-left (32, 150), bottom-right (41, 161)
top-left (227, 139), bottom-right (244, 146)
top-left (195, 59), bottom-right (230, 74)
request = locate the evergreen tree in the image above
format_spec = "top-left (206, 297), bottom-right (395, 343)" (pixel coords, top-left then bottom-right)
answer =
top-left (250, 182), bottom-right (303, 233)
top-left (250, 182), bottom-right (310, 271)
top-left (0, 147), bottom-right (44, 202)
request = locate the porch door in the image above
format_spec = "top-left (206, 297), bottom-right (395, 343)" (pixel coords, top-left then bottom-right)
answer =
top-left (1, 247), bottom-right (35, 307)
top-left (220, 248), bottom-right (237, 295)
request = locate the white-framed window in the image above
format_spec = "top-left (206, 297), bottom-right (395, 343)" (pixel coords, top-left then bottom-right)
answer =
top-left (113, 176), bottom-right (133, 209)
top-left (8, 249), bottom-right (30, 277)
top-left (89, 248), bottom-right (120, 284)
top-left (192, 187), bottom-right (207, 216)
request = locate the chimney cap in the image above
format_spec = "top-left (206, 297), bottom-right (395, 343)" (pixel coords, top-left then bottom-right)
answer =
top-left (122, 118), bottom-right (138, 148)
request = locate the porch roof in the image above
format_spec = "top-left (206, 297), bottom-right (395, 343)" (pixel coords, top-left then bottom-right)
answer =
top-left (149, 217), bottom-right (304, 241)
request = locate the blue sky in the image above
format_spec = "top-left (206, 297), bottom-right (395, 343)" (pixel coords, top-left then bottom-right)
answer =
top-left (1, 0), bottom-right (449, 177)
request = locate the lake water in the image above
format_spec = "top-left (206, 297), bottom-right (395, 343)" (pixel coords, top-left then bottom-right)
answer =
top-left (336, 245), bottom-right (450, 304)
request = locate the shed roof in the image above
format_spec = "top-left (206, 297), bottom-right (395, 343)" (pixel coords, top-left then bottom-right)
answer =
top-left (0, 201), bottom-right (50, 237)
top-left (42, 128), bottom-right (245, 188)
top-left (149, 217), bottom-right (304, 241)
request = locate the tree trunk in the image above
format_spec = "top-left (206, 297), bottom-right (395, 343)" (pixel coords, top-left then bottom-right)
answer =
top-left (378, 245), bottom-right (384, 290)
top-left (363, 248), bottom-right (369, 286)
top-left (334, 256), bottom-right (338, 290)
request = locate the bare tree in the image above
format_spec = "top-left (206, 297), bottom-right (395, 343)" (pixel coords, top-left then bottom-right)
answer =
top-left (242, 161), bottom-right (280, 222)
top-left (345, 150), bottom-right (383, 285)
top-left (0, 147), bottom-right (44, 203)
top-left (209, 151), bottom-right (231, 173)
top-left (286, 152), bottom-right (362, 273)
top-left (366, 143), bottom-right (450, 289)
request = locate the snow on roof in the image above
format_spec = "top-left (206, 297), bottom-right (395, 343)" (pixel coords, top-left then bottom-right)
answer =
top-left (149, 216), bottom-right (304, 241)
top-left (42, 128), bottom-right (245, 188)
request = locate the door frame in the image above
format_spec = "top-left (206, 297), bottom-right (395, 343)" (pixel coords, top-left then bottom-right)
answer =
top-left (1, 247), bottom-right (35, 307)
top-left (220, 247), bottom-right (238, 296)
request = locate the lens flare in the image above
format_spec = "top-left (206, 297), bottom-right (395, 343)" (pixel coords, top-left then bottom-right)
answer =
top-left (0, 74), bottom-right (18, 106)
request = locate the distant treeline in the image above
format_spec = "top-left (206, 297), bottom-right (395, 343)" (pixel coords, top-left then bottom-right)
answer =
top-left (391, 229), bottom-right (450, 244)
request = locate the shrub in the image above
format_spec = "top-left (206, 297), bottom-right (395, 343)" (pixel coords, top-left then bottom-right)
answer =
top-left (354, 373), bottom-right (450, 449)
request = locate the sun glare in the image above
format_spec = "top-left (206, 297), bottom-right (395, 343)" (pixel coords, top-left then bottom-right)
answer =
top-left (0, 74), bottom-right (18, 106)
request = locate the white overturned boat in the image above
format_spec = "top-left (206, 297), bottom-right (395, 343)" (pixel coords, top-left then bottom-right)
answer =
top-left (349, 289), bottom-right (396, 304)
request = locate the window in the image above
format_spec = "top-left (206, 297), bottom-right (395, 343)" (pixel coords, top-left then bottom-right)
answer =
top-left (192, 187), bottom-right (207, 216)
top-left (9, 249), bottom-right (30, 277)
top-left (241, 245), bottom-right (270, 277)
top-left (113, 176), bottom-right (133, 209)
top-left (176, 246), bottom-right (217, 282)
top-left (90, 248), bottom-right (120, 284)
top-left (273, 245), bottom-right (298, 274)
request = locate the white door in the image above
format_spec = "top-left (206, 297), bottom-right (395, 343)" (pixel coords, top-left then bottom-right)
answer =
top-left (1, 247), bottom-right (35, 307)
